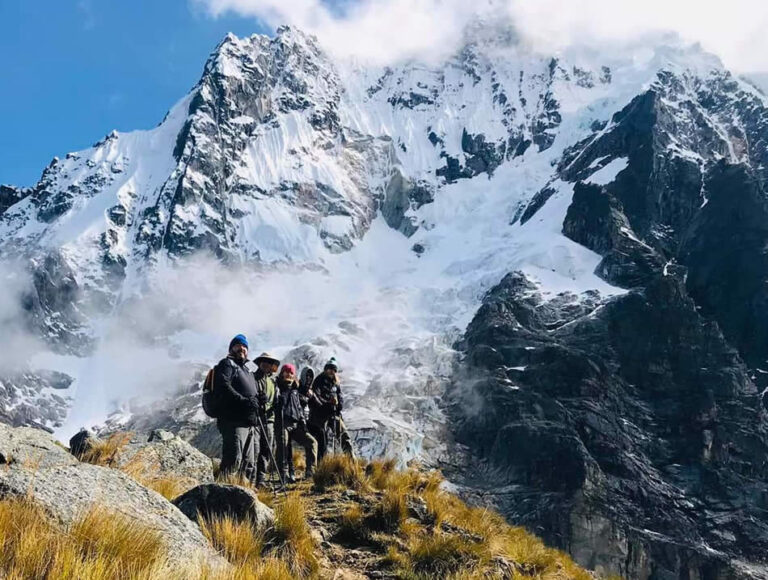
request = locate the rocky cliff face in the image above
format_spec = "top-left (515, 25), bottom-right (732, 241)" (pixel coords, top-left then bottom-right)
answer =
top-left (450, 273), bottom-right (768, 578)
top-left (2, 24), bottom-right (768, 578)
top-left (448, 60), bottom-right (768, 578)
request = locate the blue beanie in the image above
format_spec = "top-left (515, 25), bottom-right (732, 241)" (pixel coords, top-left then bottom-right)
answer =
top-left (229, 334), bottom-right (249, 350)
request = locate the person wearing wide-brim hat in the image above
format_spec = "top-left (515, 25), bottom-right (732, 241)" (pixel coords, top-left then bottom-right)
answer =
top-left (255, 352), bottom-right (281, 368)
top-left (252, 352), bottom-right (280, 487)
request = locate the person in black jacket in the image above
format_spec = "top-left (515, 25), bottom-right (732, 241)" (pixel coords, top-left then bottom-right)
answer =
top-left (308, 357), bottom-right (354, 460)
top-left (275, 364), bottom-right (318, 482)
top-left (214, 334), bottom-right (264, 481)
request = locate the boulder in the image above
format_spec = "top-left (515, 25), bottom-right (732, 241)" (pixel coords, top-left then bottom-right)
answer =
top-left (111, 429), bottom-right (214, 489)
top-left (68, 428), bottom-right (101, 459)
top-left (0, 422), bottom-right (77, 469)
top-left (173, 483), bottom-right (275, 529)
top-left (0, 425), bottom-right (226, 567)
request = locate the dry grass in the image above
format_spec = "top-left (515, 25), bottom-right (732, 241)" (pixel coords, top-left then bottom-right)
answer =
top-left (197, 509), bottom-right (306, 579)
top-left (199, 557), bottom-right (294, 580)
top-left (291, 448), bottom-right (306, 473)
top-left (120, 453), bottom-right (197, 501)
top-left (63, 432), bottom-right (595, 580)
top-left (251, 558), bottom-right (295, 580)
top-left (70, 506), bottom-right (166, 570)
top-left (80, 432), bottom-right (134, 466)
top-left (405, 533), bottom-right (482, 578)
top-left (312, 454), bottom-right (366, 491)
top-left (348, 464), bottom-right (593, 580)
top-left (0, 498), bottom-right (172, 579)
top-left (393, 490), bottom-right (592, 580)
top-left (269, 492), bottom-right (318, 578)
top-left (215, 471), bottom-right (252, 487)
top-left (199, 513), bottom-right (264, 570)
top-left (78, 432), bottom-right (196, 501)
top-left (337, 503), bottom-right (367, 542)
top-left (369, 487), bottom-right (408, 533)
top-left (366, 458), bottom-right (398, 489)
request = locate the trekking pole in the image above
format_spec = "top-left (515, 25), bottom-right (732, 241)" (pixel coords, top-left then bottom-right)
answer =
top-left (255, 411), bottom-right (287, 496)
top-left (333, 415), bottom-right (340, 455)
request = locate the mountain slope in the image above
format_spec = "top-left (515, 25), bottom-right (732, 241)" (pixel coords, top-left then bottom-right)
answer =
top-left (2, 25), bottom-right (768, 579)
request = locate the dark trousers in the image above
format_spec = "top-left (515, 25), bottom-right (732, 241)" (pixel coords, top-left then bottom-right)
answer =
top-left (218, 420), bottom-right (259, 482)
top-left (309, 416), bottom-right (354, 462)
top-left (256, 421), bottom-right (274, 484)
top-left (277, 420), bottom-right (318, 477)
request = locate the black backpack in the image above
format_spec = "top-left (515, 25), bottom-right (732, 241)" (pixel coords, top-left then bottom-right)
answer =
top-left (202, 363), bottom-right (223, 418)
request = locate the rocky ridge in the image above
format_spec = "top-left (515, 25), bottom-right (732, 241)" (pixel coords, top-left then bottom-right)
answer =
top-left (2, 23), bottom-right (768, 579)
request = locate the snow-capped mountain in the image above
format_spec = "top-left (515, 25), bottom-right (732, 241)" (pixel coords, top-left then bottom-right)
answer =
top-left (3, 25), bottom-right (768, 578)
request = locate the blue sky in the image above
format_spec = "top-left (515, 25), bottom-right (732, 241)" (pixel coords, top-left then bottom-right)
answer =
top-left (0, 1), bottom-right (268, 187)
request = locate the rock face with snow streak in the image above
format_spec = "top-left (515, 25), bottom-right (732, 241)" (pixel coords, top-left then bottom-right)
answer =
top-left (447, 59), bottom-right (768, 578)
top-left (451, 273), bottom-right (768, 579)
top-left (4, 23), bottom-right (768, 578)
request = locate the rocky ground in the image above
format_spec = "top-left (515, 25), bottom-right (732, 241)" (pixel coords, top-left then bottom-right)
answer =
top-left (0, 423), bottom-right (595, 579)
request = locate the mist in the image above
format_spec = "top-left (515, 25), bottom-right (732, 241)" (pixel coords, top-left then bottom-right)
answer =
top-left (0, 260), bottom-right (49, 374)
top-left (194, 0), bottom-right (768, 72)
top-left (53, 237), bottom-right (443, 436)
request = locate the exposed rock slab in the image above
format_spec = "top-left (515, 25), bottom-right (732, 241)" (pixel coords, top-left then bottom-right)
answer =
top-left (0, 422), bottom-right (77, 468)
top-left (0, 426), bottom-right (225, 567)
top-left (111, 429), bottom-right (214, 487)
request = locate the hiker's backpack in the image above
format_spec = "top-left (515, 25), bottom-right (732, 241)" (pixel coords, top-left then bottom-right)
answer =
top-left (202, 364), bottom-right (222, 418)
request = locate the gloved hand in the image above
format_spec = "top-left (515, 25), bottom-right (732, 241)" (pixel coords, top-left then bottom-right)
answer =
top-left (247, 396), bottom-right (261, 412)
top-left (257, 390), bottom-right (268, 408)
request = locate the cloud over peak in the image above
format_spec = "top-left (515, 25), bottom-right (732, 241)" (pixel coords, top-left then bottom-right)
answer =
top-left (193, 0), bottom-right (768, 72)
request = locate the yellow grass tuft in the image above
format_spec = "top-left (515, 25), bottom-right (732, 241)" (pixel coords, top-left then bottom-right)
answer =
top-left (337, 503), bottom-right (367, 542)
top-left (120, 452), bottom-right (197, 501)
top-left (80, 432), bottom-right (134, 466)
top-left (291, 448), bottom-right (306, 473)
top-left (252, 557), bottom-right (295, 580)
top-left (0, 498), bottom-right (172, 580)
top-left (369, 487), bottom-right (408, 533)
top-left (269, 492), bottom-right (318, 578)
top-left (70, 506), bottom-right (167, 570)
top-left (312, 454), bottom-right (366, 491)
top-left (199, 513), bottom-right (264, 570)
top-left (406, 533), bottom-right (482, 577)
top-left (365, 458), bottom-right (398, 489)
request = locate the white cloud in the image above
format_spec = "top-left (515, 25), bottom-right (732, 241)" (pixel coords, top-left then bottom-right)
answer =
top-left (193, 0), bottom-right (768, 72)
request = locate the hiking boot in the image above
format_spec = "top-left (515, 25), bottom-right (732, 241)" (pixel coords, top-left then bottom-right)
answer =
top-left (283, 472), bottom-right (296, 484)
top-left (305, 468), bottom-right (314, 480)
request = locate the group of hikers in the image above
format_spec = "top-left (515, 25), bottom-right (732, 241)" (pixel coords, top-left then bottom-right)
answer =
top-left (203, 333), bottom-right (354, 488)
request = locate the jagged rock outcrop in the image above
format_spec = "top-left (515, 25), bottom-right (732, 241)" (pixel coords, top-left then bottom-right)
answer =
top-left (0, 185), bottom-right (28, 215)
top-left (680, 163), bottom-right (768, 373)
top-left (0, 369), bottom-right (73, 431)
top-left (449, 272), bottom-right (768, 579)
top-left (449, 61), bottom-right (768, 580)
